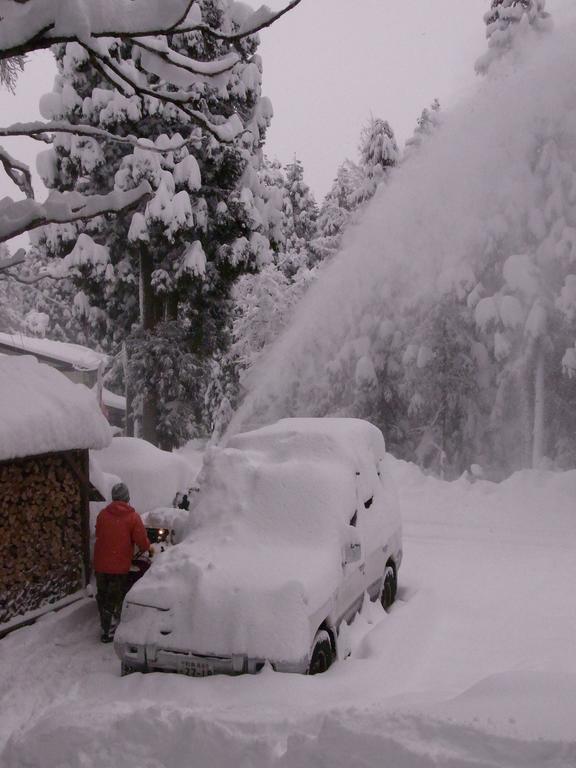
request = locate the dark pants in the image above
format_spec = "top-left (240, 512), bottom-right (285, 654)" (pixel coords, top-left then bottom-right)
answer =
top-left (96, 573), bottom-right (129, 635)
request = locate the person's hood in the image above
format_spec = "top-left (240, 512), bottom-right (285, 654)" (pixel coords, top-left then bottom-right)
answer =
top-left (106, 501), bottom-right (135, 517)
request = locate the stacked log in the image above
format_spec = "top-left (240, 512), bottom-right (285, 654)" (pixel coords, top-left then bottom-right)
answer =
top-left (0, 452), bottom-right (85, 625)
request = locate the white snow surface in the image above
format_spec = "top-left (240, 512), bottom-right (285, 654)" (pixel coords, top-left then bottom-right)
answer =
top-left (90, 436), bottom-right (198, 513)
top-left (0, 355), bottom-right (111, 461)
top-left (1, 459), bottom-right (576, 767)
top-left (0, 331), bottom-right (108, 370)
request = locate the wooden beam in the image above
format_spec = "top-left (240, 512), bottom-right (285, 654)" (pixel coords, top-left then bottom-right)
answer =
top-left (80, 450), bottom-right (91, 585)
top-left (0, 248), bottom-right (25, 272)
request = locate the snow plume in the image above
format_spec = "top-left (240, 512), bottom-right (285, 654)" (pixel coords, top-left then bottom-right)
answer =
top-left (228, 20), bottom-right (576, 442)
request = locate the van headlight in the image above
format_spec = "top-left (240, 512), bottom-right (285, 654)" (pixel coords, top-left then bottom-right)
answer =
top-left (115, 639), bottom-right (145, 663)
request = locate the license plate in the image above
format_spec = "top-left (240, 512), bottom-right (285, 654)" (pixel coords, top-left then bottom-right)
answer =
top-left (182, 659), bottom-right (214, 677)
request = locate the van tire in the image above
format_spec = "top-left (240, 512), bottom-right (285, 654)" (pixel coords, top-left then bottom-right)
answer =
top-left (308, 629), bottom-right (334, 675)
top-left (121, 662), bottom-right (134, 676)
top-left (381, 565), bottom-right (396, 612)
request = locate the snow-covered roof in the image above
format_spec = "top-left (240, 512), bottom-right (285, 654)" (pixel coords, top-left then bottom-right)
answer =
top-left (0, 356), bottom-right (112, 462)
top-left (0, 332), bottom-right (108, 371)
top-left (101, 387), bottom-right (126, 411)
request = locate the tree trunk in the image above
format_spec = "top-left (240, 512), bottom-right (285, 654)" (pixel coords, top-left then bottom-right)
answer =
top-left (519, 363), bottom-right (532, 469)
top-left (139, 248), bottom-right (155, 331)
top-left (122, 342), bottom-right (134, 437)
top-left (166, 293), bottom-right (179, 322)
top-left (141, 391), bottom-right (158, 446)
top-left (139, 247), bottom-right (158, 445)
top-left (532, 346), bottom-right (545, 469)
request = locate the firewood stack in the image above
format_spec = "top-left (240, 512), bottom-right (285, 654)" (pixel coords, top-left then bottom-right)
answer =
top-left (0, 453), bottom-right (84, 624)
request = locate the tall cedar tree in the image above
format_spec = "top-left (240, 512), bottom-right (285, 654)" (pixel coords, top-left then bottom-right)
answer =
top-left (32, 0), bottom-right (275, 447)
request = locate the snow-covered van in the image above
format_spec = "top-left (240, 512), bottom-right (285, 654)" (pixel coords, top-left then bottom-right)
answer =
top-left (115, 418), bottom-right (402, 676)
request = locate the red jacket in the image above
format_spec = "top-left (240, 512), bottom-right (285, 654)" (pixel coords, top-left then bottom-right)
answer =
top-left (94, 501), bottom-right (151, 575)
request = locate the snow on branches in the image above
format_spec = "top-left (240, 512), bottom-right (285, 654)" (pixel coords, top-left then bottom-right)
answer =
top-left (0, 182), bottom-right (151, 243)
top-left (0, 0), bottom-right (301, 247)
top-left (0, 1), bottom-right (302, 59)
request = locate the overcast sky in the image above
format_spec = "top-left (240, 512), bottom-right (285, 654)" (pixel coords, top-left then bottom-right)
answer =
top-left (0, 0), bottom-right (571, 218)
top-left (259, 0), bottom-right (488, 197)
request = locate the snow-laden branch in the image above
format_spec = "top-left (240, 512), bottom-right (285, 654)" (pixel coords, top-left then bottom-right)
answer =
top-left (191, 1), bottom-right (302, 42)
top-left (133, 39), bottom-right (240, 79)
top-left (0, 180), bottom-right (151, 243)
top-left (0, 119), bottom-right (202, 153)
top-left (0, 0), bottom-right (196, 58)
top-left (0, 1), bottom-right (303, 60)
top-left (0, 246), bottom-right (25, 272)
top-left (0, 0), bottom-right (300, 242)
top-left (0, 266), bottom-right (65, 283)
top-left (84, 42), bottom-right (243, 142)
top-left (0, 145), bottom-right (34, 198)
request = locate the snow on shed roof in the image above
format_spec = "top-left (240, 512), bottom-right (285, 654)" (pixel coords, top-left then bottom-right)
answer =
top-left (0, 332), bottom-right (108, 371)
top-left (101, 387), bottom-right (126, 412)
top-left (0, 356), bottom-right (112, 462)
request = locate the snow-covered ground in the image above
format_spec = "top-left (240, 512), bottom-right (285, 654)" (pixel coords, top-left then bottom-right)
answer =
top-left (1, 460), bottom-right (575, 767)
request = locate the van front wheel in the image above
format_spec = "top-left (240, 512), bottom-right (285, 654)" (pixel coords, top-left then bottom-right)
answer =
top-left (308, 630), bottom-right (334, 675)
top-left (381, 565), bottom-right (396, 612)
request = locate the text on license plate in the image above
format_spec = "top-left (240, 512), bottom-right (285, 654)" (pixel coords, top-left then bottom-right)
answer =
top-left (182, 659), bottom-right (214, 676)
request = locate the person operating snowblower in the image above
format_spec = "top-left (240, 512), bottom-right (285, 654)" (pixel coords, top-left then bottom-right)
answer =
top-left (93, 482), bottom-right (153, 643)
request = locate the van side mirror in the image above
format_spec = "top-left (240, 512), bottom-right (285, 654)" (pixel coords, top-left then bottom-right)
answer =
top-left (342, 529), bottom-right (362, 566)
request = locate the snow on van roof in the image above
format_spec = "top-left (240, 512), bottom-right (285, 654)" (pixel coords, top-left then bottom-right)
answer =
top-left (227, 417), bottom-right (386, 466)
top-left (0, 332), bottom-right (108, 371)
top-left (192, 418), bottom-right (386, 544)
top-left (0, 356), bottom-right (112, 462)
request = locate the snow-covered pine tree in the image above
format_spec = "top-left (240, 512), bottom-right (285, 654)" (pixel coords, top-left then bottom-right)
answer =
top-left (215, 157), bottom-right (317, 435)
top-left (32, 0), bottom-right (275, 447)
top-left (0, 56), bottom-right (25, 93)
top-left (352, 117), bottom-right (399, 207)
top-left (404, 99), bottom-right (441, 158)
top-left (402, 296), bottom-right (482, 478)
top-left (257, 155), bottom-right (288, 253)
top-left (469, 116), bottom-right (576, 472)
top-left (278, 158), bottom-right (318, 277)
top-left (475, 0), bottom-right (552, 76)
top-left (313, 159), bottom-right (363, 261)
top-left (0, 245), bottom-right (25, 331)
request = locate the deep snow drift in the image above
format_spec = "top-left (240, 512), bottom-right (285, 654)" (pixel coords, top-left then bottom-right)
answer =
top-left (1, 460), bottom-right (575, 767)
top-left (90, 436), bottom-right (197, 513)
top-left (229, 16), bottom-right (576, 435)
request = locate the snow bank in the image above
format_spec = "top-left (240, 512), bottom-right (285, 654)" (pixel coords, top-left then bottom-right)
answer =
top-left (0, 356), bottom-right (111, 461)
top-left (277, 710), bottom-right (576, 768)
top-left (90, 436), bottom-right (197, 513)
